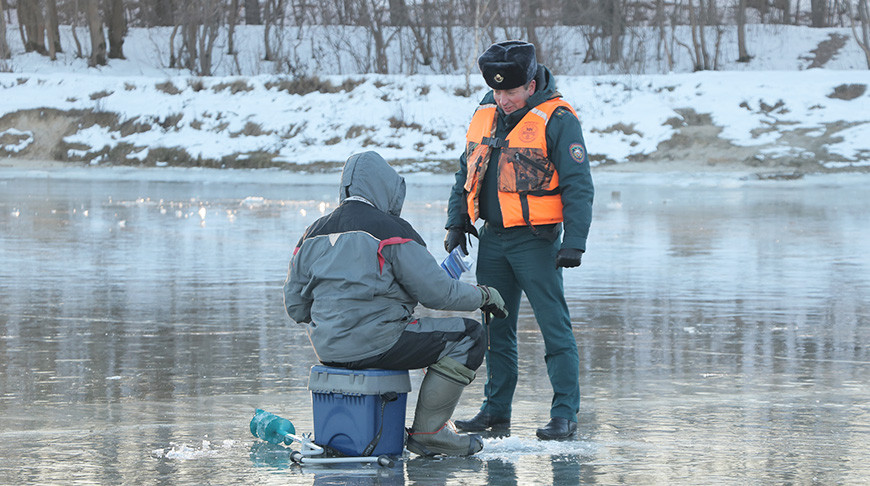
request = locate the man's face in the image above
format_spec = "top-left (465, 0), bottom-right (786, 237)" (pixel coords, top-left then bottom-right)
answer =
top-left (493, 80), bottom-right (536, 115)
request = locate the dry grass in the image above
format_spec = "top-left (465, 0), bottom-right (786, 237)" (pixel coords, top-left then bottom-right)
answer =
top-left (230, 121), bottom-right (272, 137)
top-left (345, 125), bottom-right (372, 138)
top-left (158, 113), bottom-right (184, 129)
top-left (187, 78), bottom-right (206, 92)
top-left (591, 122), bottom-right (643, 137)
top-left (89, 90), bottom-right (113, 100)
top-left (212, 80), bottom-right (254, 94)
top-left (264, 75), bottom-right (363, 95)
top-left (118, 117), bottom-right (152, 136)
top-left (155, 80), bottom-right (182, 95)
top-left (828, 84), bottom-right (866, 101)
top-left (388, 116), bottom-right (422, 131)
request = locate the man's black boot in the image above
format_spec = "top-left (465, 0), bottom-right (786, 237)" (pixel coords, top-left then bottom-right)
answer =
top-left (535, 417), bottom-right (577, 440)
top-left (453, 411), bottom-right (510, 432)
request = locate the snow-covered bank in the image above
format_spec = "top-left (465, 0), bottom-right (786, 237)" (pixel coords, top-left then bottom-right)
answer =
top-left (2, 70), bottom-right (868, 171)
top-left (1, 23), bottom-right (869, 172)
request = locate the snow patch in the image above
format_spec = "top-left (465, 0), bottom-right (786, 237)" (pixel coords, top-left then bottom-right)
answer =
top-left (0, 128), bottom-right (34, 153)
top-left (477, 436), bottom-right (598, 463)
top-left (152, 439), bottom-right (238, 461)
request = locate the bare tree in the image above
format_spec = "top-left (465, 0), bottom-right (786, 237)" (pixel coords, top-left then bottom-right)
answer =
top-left (85, 0), bottom-right (107, 66)
top-left (70, 0), bottom-right (85, 58)
top-left (522, 0), bottom-right (542, 61)
top-left (466, 0), bottom-right (494, 91)
top-left (246, 0), bottom-right (262, 24)
top-left (684, 0), bottom-right (710, 70)
top-left (106, 0), bottom-right (126, 59)
top-left (406, 0), bottom-right (435, 68)
top-left (570, 0), bottom-right (627, 66)
top-left (776, 0), bottom-right (793, 23)
top-left (20, 0), bottom-right (48, 55)
top-left (0, 0), bottom-right (10, 60)
top-left (678, 0), bottom-right (725, 70)
top-left (606, 0), bottom-right (625, 64)
top-left (46, 0), bottom-right (61, 58)
top-left (262, 0), bottom-right (285, 62)
top-left (175, 0), bottom-right (224, 75)
top-left (653, 0), bottom-right (675, 70)
top-left (810, 0), bottom-right (828, 26)
top-left (441, 0), bottom-right (460, 71)
top-left (698, 0), bottom-right (712, 69)
top-left (388, 0), bottom-right (408, 25)
top-left (736, 0), bottom-right (751, 62)
top-left (851, 0), bottom-right (870, 68)
top-left (561, 0), bottom-right (584, 24)
top-left (356, 0), bottom-right (397, 74)
top-left (227, 0), bottom-right (241, 54)
top-left (151, 0), bottom-right (175, 26)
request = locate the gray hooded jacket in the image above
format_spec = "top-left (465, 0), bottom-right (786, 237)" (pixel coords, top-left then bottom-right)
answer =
top-left (284, 151), bottom-right (484, 363)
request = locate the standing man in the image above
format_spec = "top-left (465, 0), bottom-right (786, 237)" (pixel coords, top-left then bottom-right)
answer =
top-left (446, 41), bottom-right (594, 440)
top-left (284, 151), bottom-right (508, 456)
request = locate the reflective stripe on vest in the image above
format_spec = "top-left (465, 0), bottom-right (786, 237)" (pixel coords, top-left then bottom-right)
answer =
top-left (463, 98), bottom-right (576, 228)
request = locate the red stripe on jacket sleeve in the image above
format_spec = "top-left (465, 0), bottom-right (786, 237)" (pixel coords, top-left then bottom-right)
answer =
top-left (377, 237), bottom-right (413, 273)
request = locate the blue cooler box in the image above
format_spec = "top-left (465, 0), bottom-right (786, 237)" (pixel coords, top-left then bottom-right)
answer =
top-left (308, 365), bottom-right (411, 456)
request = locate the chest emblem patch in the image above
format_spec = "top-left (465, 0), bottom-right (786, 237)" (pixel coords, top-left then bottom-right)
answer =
top-left (518, 122), bottom-right (538, 143)
top-left (570, 143), bottom-right (586, 163)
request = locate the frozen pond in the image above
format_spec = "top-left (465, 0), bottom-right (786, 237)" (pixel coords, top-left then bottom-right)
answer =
top-left (1, 167), bottom-right (868, 485)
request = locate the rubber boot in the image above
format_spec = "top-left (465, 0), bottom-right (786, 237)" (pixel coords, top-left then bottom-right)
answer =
top-left (406, 358), bottom-right (484, 457)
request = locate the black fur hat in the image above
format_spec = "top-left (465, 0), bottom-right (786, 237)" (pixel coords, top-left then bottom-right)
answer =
top-left (478, 40), bottom-right (537, 90)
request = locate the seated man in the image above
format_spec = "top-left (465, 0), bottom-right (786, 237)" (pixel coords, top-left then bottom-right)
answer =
top-left (283, 151), bottom-right (507, 457)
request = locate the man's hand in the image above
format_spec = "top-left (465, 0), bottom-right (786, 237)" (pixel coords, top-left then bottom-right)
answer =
top-left (444, 216), bottom-right (479, 254)
top-left (444, 227), bottom-right (468, 254)
top-left (477, 285), bottom-right (508, 319)
top-left (556, 248), bottom-right (583, 268)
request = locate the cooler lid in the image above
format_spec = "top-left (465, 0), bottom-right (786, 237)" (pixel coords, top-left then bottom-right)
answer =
top-left (308, 365), bottom-right (412, 395)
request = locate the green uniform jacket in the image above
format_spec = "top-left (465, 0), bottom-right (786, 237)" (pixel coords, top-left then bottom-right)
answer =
top-left (446, 65), bottom-right (594, 252)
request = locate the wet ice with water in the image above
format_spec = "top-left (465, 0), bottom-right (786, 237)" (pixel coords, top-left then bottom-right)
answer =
top-left (0, 167), bottom-right (868, 485)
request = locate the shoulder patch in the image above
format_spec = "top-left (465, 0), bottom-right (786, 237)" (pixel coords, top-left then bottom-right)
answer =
top-left (553, 106), bottom-right (574, 118)
top-left (569, 143), bottom-right (586, 163)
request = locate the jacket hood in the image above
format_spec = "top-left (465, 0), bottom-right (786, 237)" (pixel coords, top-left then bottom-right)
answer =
top-left (339, 151), bottom-right (406, 217)
top-left (529, 64), bottom-right (557, 104)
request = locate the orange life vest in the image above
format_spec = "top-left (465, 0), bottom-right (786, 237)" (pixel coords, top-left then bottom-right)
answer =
top-left (463, 97), bottom-right (576, 228)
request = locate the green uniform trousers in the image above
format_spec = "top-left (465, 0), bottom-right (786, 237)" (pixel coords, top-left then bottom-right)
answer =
top-left (476, 222), bottom-right (580, 421)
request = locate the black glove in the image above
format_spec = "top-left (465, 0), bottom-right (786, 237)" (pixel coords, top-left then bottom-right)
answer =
top-left (443, 216), bottom-right (479, 254)
top-left (444, 227), bottom-right (468, 254)
top-left (477, 285), bottom-right (508, 319)
top-left (556, 248), bottom-right (583, 268)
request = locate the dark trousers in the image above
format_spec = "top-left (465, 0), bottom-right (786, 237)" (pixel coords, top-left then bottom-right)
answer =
top-left (324, 317), bottom-right (485, 372)
top-left (476, 222), bottom-right (580, 421)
